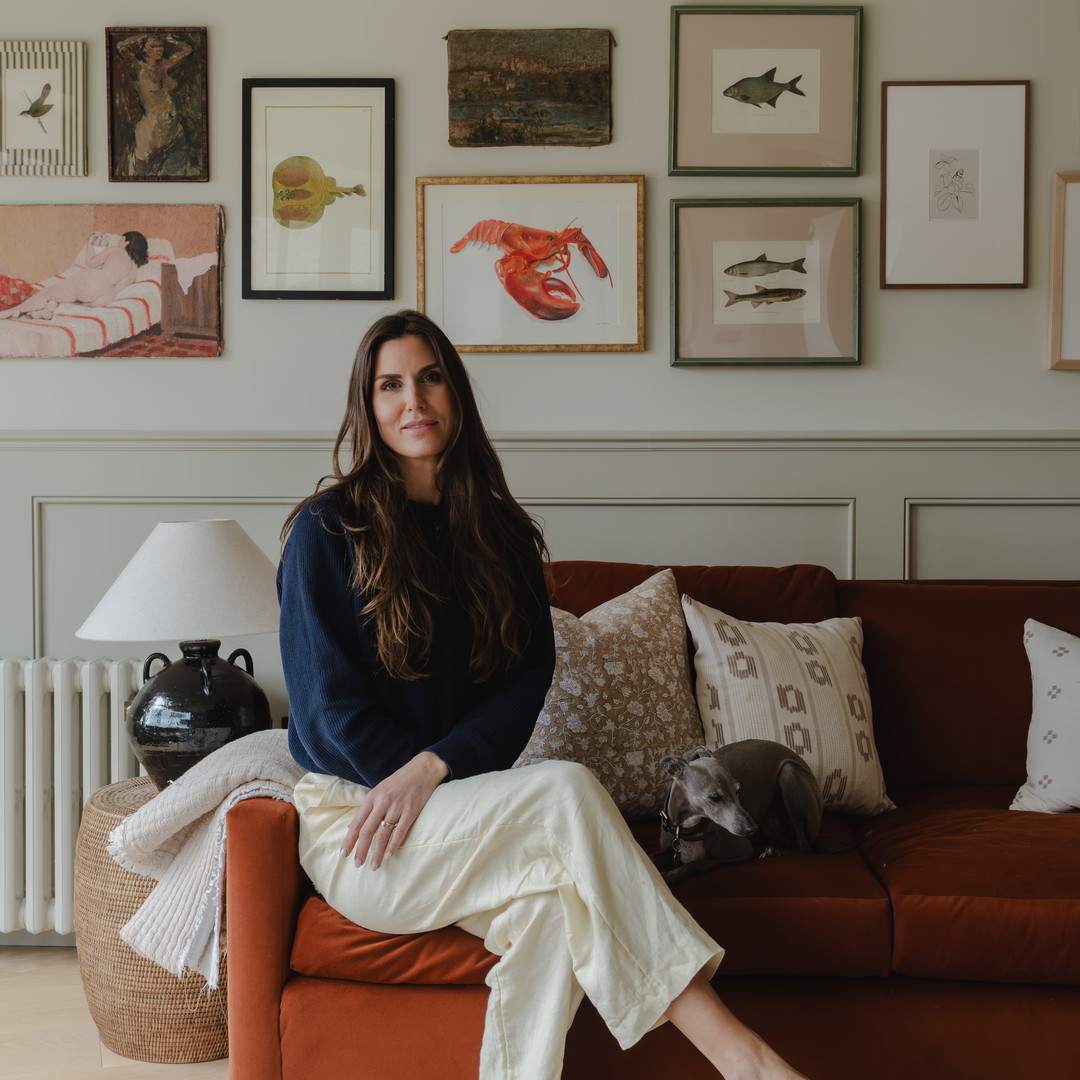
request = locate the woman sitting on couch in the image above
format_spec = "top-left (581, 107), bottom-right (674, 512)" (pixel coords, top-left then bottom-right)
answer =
top-left (277, 309), bottom-right (810, 1080)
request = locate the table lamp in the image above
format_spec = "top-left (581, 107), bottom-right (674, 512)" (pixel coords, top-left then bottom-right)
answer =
top-left (76, 519), bottom-right (280, 789)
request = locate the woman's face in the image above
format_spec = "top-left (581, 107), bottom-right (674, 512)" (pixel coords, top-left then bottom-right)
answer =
top-left (144, 38), bottom-right (165, 61)
top-left (371, 335), bottom-right (456, 476)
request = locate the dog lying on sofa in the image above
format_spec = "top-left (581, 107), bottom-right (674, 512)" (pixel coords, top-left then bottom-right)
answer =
top-left (655, 741), bottom-right (825, 882)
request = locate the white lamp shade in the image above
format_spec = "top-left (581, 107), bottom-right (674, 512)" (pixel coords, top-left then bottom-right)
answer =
top-left (76, 519), bottom-right (280, 642)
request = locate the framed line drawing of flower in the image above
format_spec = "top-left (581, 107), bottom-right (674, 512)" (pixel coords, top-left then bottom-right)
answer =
top-left (881, 81), bottom-right (1029, 288)
top-left (672, 197), bottom-right (860, 366)
top-left (0, 40), bottom-right (87, 176)
top-left (669, 5), bottom-right (862, 176)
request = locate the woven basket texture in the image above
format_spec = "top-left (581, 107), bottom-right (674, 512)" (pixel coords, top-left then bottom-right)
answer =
top-left (73, 776), bottom-right (228, 1063)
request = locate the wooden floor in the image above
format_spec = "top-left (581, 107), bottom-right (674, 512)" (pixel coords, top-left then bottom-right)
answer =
top-left (0, 947), bottom-right (229, 1079)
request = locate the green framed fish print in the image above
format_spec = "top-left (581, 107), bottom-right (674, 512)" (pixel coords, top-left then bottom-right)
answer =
top-left (669, 6), bottom-right (862, 176)
top-left (671, 197), bottom-right (860, 366)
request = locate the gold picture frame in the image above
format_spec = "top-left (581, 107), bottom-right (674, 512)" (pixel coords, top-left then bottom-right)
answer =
top-left (417, 174), bottom-right (644, 352)
top-left (1049, 172), bottom-right (1080, 371)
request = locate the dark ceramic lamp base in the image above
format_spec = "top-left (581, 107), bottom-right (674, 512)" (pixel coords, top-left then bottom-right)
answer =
top-left (126, 638), bottom-right (272, 789)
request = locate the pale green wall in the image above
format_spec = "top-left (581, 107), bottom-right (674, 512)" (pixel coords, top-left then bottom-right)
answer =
top-left (1, 0), bottom-right (1078, 435)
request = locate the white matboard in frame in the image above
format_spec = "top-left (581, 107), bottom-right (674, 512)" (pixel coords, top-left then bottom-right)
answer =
top-left (881, 81), bottom-right (1029, 288)
top-left (0, 40), bottom-right (86, 176)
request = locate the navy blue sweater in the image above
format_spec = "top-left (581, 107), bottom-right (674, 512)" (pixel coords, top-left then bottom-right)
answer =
top-left (277, 496), bottom-right (555, 786)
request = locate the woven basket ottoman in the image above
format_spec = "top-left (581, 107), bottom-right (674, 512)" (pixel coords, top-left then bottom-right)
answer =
top-left (73, 776), bottom-right (228, 1063)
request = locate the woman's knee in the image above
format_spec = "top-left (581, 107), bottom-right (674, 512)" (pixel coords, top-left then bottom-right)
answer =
top-left (526, 759), bottom-right (615, 808)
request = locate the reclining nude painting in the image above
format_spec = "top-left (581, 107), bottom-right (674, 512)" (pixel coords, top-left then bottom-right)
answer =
top-left (0, 203), bottom-right (221, 358)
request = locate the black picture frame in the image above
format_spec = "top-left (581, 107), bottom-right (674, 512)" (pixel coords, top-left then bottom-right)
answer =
top-left (242, 77), bottom-right (395, 301)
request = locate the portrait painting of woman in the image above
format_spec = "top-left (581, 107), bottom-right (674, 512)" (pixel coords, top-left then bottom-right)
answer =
top-left (106, 27), bottom-right (209, 182)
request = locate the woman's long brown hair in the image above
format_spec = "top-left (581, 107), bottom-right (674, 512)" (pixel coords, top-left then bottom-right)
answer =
top-left (282, 310), bottom-right (547, 682)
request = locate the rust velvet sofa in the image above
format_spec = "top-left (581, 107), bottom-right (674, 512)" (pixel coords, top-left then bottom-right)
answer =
top-left (226, 562), bottom-right (1080, 1080)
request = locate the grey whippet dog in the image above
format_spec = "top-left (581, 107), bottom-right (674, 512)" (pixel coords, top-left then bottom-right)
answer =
top-left (653, 739), bottom-right (829, 884)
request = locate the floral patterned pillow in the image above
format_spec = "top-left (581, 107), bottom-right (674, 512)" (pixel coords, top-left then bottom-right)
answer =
top-left (514, 569), bottom-right (704, 819)
top-left (0, 275), bottom-right (36, 310)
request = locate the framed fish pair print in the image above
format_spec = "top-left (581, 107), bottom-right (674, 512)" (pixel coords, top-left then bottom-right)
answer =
top-left (671, 198), bottom-right (860, 366)
top-left (669, 6), bottom-right (862, 176)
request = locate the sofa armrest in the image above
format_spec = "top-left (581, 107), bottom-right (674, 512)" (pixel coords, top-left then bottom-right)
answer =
top-left (226, 798), bottom-right (303, 1080)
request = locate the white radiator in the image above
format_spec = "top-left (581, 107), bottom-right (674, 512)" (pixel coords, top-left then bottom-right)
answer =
top-left (0, 657), bottom-right (142, 935)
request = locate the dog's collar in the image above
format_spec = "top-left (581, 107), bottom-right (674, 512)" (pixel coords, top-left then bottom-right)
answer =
top-left (660, 794), bottom-right (710, 844)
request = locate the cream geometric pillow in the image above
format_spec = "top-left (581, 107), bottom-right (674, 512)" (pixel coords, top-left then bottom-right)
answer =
top-left (515, 569), bottom-right (705, 818)
top-left (681, 597), bottom-right (894, 817)
top-left (1011, 619), bottom-right (1080, 813)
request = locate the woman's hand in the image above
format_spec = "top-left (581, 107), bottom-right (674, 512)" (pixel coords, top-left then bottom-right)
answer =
top-left (341, 751), bottom-right (449, 870)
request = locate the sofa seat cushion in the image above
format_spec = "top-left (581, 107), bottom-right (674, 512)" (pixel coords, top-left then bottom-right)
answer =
top-left (858, 787), bottom-right (1080, 984)
top-left (291, 896), bottom-right (496, 985)
top-left (630, 817), bottom-right (893, 978)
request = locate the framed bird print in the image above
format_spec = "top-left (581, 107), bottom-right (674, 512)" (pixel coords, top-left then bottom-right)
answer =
top-left (0, 40), bottom-right (87, 176)
top-left (669, 6), bottom-right (862, 176)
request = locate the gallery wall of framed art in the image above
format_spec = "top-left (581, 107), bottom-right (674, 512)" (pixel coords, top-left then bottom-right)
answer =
top-left (1, 0), bottom-right (1080, 444)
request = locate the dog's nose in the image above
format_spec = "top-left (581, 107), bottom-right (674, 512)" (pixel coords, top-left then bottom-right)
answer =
top-left (733, 814), bottom-right (757, 837)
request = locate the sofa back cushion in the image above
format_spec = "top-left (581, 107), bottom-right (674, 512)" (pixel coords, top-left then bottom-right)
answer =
top-left (838, 581), bottom-right (1080, 790)
top-left (548, 561), bottom-right (839, 622)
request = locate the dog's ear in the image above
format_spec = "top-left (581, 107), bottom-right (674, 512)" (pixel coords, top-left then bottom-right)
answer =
top-left (660, 755), bottom-right (688, 779)
top-left (687, 745), bottom-right (712, 761)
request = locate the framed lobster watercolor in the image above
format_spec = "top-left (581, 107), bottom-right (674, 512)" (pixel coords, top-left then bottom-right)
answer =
top-left (672, 197), bottom-right (860, 366)
top-left (241, 78), bottom-right (394, 300)
top-left (417, 175), bottom-right (644, 352)
top-left (669, 6), bottom-right (862, 177)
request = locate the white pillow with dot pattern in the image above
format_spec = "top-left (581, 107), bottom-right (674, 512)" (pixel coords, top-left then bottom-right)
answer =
top-left (1011, 619), bottom-right (1080, 813)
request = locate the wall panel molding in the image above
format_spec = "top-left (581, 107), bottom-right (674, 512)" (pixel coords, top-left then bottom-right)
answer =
top-left (905, 498), bottom-right (1080, 580)
top-left (31, 495), bottom-right (297, 657)
top-left (3, 429), bottom-right (1079, 667)
top-left (4, 429), bottom-right (1080, 452)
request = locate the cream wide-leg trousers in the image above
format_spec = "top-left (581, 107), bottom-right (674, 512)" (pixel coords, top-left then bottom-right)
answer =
top-left (294, 760), bottom-right (724, 1080)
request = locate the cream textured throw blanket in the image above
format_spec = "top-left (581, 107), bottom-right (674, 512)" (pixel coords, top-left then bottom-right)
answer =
top-left (107, 728), bottom-right (306, 989)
